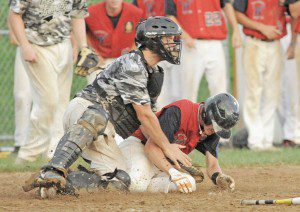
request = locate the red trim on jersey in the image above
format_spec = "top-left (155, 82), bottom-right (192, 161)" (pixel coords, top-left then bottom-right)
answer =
top-left (136, 0), bottom-right (165, 19)
top-left (85, 2), bottom-right (143, 58)
top-left (243, 0), bottom-right (287, 40)
top-left (174, 0), bottom-right (227, 40)
top-left (132, 99), bottom-right (202, 154)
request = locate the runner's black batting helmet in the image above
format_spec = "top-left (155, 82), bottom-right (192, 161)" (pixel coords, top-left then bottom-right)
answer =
top-left (200, 93), bottom-right (240, 139)
top-left (135, 16), bottom-right (182, 64)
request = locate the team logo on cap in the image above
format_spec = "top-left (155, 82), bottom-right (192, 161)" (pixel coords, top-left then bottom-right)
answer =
top-left (125, 21), bottom-right (134, 33)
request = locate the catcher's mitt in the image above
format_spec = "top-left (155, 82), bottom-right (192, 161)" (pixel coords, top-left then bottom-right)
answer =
top-left (180, 163), bottom-right (205, 183)
top-left (74, 47), bottom-right (101, 77)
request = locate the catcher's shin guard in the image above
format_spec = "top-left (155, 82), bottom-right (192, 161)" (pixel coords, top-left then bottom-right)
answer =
top-left (23, 105), bottom-right (108, 192)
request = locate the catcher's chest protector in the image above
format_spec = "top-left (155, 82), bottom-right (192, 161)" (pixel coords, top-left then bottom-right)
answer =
top-left (93, 51), bottom-right (164, 139)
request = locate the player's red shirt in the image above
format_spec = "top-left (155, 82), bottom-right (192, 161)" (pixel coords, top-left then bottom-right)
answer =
top-left (136, 0), bottom-right (165, 18)
top-left (295, 18), bottom-right (300, 33)
top-left (243, 0), bottom-right (287, 40)
top-left (85, 2), bottom-right (143, 58)
top-left (132, 99), bottom-right (203, 154)
top-left (173, 0), bottom-right (227, 40)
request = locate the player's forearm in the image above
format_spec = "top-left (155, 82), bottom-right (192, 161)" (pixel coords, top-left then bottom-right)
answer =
top-left (7, 19), bottom-right (18, 45)
top-left (290, 17), bottom-right (298, 45)
top-left (289, 2), bottom-right (300, 18)
top-left (205, 152), bottom-right (222, 178)
top-left (8, 11), bottom-right (30, 47)
top-left (224, 3), bottom-right (239, 32)
top-left (235, 10), bottom-right (266, 33)
top-left (138, 111), bottom-right (170, 151)
top-left (71, 18), bottom-right (88, 49)
top-left (144, 140), bottom-right (173, 174)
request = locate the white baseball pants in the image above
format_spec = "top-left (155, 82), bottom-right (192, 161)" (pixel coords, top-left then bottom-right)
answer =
top-left (243, 37), bottom-right (283, 149)
top-left (14, 47), bottom-right (32, 147)
top-left (295, 34), bottom-right (300, 144)
top-left (118, 136), bottom-right (195, 193)
top-left (279, 24), bottom-right (299, 143)
top-left (17, 39), bottom-right (73, 161)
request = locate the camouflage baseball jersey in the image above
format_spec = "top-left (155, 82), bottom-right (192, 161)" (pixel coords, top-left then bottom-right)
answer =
top-left (77, 50), bottom-right (164, 138)
top-left (10, 0), bottom-right (88, 46)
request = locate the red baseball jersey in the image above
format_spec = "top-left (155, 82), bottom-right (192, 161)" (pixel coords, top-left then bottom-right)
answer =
top-left (136, 0), bottom-right (165, 18)
top-left (132, 99), bottom-right (203, 154)
top-left (295, 18), bottom-right (300, 33)
top-left (173, 0), bottom-right (227, 40)
top-left (85, 2), bottom-right (143, 58)
top-left (243, 0), bottom-right (287, 40)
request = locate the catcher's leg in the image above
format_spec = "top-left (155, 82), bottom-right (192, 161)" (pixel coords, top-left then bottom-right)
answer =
top-left (23, 104), bottom-right (109, 192)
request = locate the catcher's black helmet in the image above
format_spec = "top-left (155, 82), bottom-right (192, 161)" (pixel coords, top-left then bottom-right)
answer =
top-left (200, 93), bottom-right (240, 139)
top-left (135, 16), bottom-right (182, 64)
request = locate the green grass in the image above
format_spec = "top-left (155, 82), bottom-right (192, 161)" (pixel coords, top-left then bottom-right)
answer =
top-left (1, 148), bottom-right (300, 173)
top-left (191, 148), bottom-right (300, 168)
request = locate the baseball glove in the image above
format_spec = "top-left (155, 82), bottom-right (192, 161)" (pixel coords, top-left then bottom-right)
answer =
top-left (179, 163), bottom-right (205, 183)
top-left (74, 47), bottom-right (101, 77)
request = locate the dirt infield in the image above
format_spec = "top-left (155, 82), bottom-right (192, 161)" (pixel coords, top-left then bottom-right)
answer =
top-left (1, 165), bottom-right (300, 211)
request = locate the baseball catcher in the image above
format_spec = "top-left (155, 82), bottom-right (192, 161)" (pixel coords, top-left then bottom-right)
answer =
top-left (22, 16), bottom-right (190, 197)
top-left (118, 93), bottom-right (239, 193)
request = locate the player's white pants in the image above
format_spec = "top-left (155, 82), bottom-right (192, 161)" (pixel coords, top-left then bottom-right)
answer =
top-left (14, 47), bottom-right (32, 147)
top-left (119, 136), bottom-right (195, 193)
top-left (63, 97), bottom-right (127, 175)
top-left (243, 37), bottom-right (283, 149)
top-left (158, 40), bottom-right (227, 105)
top-left (296, 34), bottom-right (300, 144)
top-left (279, 25), bottom-right (299, 143)
top-left (17, 39), bottom-right (73, 161)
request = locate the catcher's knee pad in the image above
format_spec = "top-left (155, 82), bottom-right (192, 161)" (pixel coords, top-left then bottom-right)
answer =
top-left (69, 104), bottom-right (109, 149)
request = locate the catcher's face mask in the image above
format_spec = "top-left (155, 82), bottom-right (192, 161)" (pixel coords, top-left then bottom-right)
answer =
top-left (199, 105), bottom-right (231, 139)
top-left (159, 35), bottom-right (182, 64)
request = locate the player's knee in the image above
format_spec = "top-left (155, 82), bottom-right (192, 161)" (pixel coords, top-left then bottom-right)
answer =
top-left (79, 104), bottom-right (108, 136)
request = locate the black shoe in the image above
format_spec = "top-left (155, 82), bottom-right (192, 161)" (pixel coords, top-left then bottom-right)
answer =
top-left (282, 140), bottom-right (296, 148)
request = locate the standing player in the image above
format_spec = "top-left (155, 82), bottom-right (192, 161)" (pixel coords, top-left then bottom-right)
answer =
top-left (157, 0), bottom-right (242, 107)
top-left (23, 17), bottom-right (190, 195)
top-left (132, 0), bottom-right (165, 19)
top-left (233, 0), bottom-right (287, 150)
top-left (9, 0), bottom-right (89, 163)
top-left (84, 0), bottom-right (143, 84)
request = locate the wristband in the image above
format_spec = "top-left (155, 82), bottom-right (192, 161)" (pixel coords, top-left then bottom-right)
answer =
top-left (211, 172), bottom-right (220, 185)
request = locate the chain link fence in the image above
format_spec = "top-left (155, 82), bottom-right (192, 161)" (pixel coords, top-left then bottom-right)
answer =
top-left (0, 0), bottom-right (103, 142)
